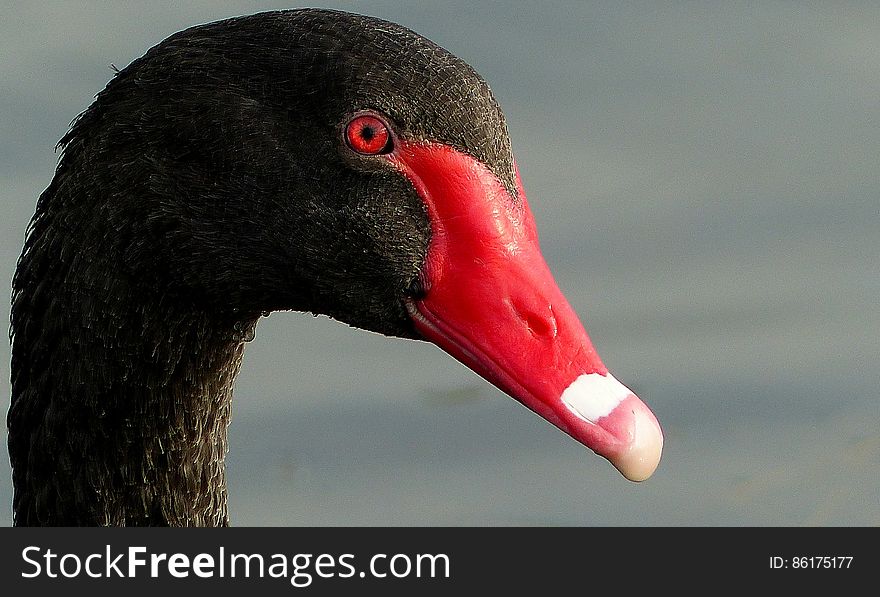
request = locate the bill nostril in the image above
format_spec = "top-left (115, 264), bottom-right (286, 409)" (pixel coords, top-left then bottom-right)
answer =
top-left (527, 313), bottom-right (555, 337)
top-left (509, 300), bottom-right (557, 338)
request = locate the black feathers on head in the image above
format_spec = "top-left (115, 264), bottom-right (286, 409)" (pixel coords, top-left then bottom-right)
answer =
top-left (31, 8), bottom-right (516, 335)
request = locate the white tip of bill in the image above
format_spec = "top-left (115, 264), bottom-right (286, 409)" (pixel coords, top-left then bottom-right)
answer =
top-left (560, 372), bottom-right (632, 423)
top-left (561, 372), bottom-right (663, 482)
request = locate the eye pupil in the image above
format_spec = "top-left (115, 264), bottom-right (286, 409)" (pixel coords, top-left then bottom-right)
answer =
top-left (346, 114), bottom-right (391, 155)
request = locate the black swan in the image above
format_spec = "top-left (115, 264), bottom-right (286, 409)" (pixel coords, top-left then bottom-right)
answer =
top-left (8, 9), bottom-right (662, 526)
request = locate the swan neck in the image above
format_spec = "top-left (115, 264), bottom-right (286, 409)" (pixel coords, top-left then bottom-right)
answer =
top-left (9, 260), bottom-right (252, 526)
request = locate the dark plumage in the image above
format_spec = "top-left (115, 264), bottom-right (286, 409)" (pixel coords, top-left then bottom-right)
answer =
top-left (9, 7), bottom-right (666, 526)
top-left (8, 9), bottom-right (515, 526)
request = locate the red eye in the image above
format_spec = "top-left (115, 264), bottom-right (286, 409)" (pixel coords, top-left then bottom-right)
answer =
top-left (345, 114), bottom-right (392, 155)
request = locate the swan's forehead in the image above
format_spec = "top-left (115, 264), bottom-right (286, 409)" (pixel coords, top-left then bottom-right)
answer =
top-left (148, 9), bottom-right (519, 198)
top-left (326, 13), bottom-right (519, 200)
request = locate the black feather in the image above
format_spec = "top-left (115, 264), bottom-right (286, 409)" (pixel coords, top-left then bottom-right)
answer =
top-left (8, 8), bottom-right (515, 526)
